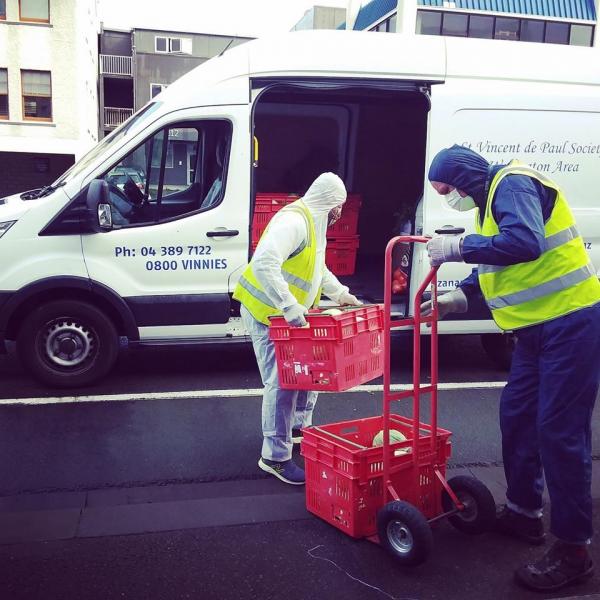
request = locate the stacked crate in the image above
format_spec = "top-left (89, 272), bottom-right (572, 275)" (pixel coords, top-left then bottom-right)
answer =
top-left (251, 192), bottom-right (362, 276)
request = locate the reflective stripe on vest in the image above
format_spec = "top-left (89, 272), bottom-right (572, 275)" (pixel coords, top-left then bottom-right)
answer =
top-left (476, 161), bottom-right (600, 331)
top-left (232, 200), bottom-right (320, 325)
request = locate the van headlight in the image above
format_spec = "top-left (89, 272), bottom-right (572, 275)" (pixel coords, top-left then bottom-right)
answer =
top-left (0, 221), bottom-right (16, 239)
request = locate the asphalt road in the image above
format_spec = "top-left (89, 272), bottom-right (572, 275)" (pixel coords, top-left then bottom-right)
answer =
top-left (1, 334), bottom-right (599, 600)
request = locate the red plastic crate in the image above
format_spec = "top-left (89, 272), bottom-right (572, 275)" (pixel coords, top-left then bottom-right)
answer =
top-left (301, 414), bottom-right (452, 538)
top-left (269, 305), bottom-right (384, 392)
top-left (327, 194), bottom-right (362, 237)
top-left (326, 236), bottom-right (360, 276)
top-left (251, 193), bottom-right (299, 245)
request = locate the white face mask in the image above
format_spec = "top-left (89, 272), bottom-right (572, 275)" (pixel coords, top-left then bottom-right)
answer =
top-left (444, 189), bottom-right (476, 212)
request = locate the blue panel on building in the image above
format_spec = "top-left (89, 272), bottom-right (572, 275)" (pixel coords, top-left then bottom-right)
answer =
top-left (354, 0), bottom-right (398, 29)
top-left (418, 0), bottom-right (596, 20)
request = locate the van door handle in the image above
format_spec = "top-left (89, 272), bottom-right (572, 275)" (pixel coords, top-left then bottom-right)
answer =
top-left (206, 229), bottom-right (239, 238)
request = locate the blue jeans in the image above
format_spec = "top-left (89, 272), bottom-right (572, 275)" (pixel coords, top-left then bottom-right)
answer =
top-left (500, 302), bottom-right (600, 543)
top-left (241, 305), bottom-right (318, 462)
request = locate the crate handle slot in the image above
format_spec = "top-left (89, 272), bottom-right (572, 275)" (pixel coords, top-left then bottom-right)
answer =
top-left (312, 426), bottom-right (367, 449)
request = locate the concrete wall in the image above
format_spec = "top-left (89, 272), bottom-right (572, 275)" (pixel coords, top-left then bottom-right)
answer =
top-left (292, 6), bottom-right (346, 30)
top-left (0, 0), bottom-right (98, 159)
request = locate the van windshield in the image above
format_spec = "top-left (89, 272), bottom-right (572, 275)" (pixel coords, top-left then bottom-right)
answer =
top-left (53, 102), bottom-right (163, 187)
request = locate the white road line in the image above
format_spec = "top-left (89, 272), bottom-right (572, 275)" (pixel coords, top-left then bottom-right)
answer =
top-left (0, 381), bottom-right (507, 406)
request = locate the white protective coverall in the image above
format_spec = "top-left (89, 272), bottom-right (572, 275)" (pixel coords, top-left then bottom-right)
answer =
top-left (241, 172), bottom-right (359, 462)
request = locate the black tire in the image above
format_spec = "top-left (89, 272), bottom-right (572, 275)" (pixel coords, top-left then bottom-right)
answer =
top-left (442, 476), bottom-right (496, 535)
top-left (377, 500), bottom-right (433, 566)
top-left (481, 333), bottom-right (515, 371)
top-left (16, 300), bottom-right (119, 388)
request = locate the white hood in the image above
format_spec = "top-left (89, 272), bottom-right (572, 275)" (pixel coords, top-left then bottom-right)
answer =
top-left (300, 172), bottom-right (346, 248)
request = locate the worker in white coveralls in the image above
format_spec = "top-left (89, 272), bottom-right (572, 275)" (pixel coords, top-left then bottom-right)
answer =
top-left (233, 173), bottom-right (361, 485)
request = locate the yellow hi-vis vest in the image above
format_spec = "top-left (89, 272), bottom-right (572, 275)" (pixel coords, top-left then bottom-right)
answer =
top-left (233, 200), bottom-right (321, 325)
top-left (476, 160), bottom-right (600, 331)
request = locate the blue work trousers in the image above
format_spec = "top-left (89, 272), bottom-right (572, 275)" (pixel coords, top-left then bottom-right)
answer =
top-left (500, 302), bottom-right (600, 543)
top-left (241, 305), bottom-right (318, 462)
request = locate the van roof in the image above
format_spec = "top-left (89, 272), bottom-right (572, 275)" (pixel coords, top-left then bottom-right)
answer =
top-left (157, 30), bottom-right (600, 109)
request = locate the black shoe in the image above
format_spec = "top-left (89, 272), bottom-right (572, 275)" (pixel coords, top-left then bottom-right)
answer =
top-left (291, 428), bottom-right (303, 444)
top-left (495, 505), bottom-right (545, 545)
top-left (515, 540), bottom-right (594, 592)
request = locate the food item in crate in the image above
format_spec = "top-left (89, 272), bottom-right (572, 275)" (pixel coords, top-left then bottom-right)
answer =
top-left (320, 308), bottom-right (343, 316)
top-left (392, 268), bottom-right (408, 294)
top-left (372, 429), bottom-right (411, 454)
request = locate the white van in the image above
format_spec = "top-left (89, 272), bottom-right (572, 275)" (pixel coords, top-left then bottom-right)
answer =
top-left (1, 31), bottom-right (599, 387)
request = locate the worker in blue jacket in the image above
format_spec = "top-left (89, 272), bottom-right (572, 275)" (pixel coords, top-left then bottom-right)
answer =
top-left (421, 145), bottom-right (600, 592)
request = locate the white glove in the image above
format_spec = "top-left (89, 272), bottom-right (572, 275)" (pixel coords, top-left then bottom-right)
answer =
top-left (420, 288), bottom-right (468, 321)
top-left (426, 235), bottom-right (464, 266)
top-left (283, 303), bottom-right (308, 327)
top-left (338, 291), bottom-right (362, 306)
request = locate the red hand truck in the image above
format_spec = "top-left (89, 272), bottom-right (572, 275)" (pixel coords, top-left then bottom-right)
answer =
top-left (301, 235), bottom-right (496, 566)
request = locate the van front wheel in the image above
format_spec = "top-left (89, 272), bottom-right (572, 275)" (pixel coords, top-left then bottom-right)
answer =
top-left (17, 300), bottom-right (119, 388)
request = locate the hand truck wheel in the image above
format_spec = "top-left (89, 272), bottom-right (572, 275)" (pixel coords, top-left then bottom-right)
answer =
top-left (376, 500), bottom-right (433, 566)
top-left (441, 475), bottom-right (496, 534)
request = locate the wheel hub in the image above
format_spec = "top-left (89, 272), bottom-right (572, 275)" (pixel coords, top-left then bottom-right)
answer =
top-left (387, 520), bottom-right (414, 554)
top-left (44, 320), bottom-right (95, 368)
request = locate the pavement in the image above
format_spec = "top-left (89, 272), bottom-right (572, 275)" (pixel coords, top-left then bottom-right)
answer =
top-left (1, 457), bottom-right (599, 599)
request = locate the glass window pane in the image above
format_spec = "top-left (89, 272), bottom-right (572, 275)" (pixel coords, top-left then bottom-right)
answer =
top-left (22, 71), bottom-right (51, 95)
top-left (155, 37), bottom-right (167, 52)
top-left (495, 17), bottom-right (519, 40)
top-left (23, 96), bottom-right (51, 118)
top-left (20, 0), bottom-right (49, 21)
top-left (0, 0), bottom-right (6, 18)
top-left (469, 15), bottom-right (494, 39)
top-left (545, 22), bottom-right (569, 44)
top-left (0, 69), bottom-right (7, 93)
top-left (170, 38), bottom-right (181, 52)
top-left (0, 96), bottom-right (7, 118)
top-left (442, 13), bottom-right (468, 37)
top-left (389, 14), bottom-right (396, 33)
top-left (570, 24), bottom-right (593, 46)
top-left (416, 11), bottom-right (441, 35)
top-left (520, 19), bottom-right (545, 42)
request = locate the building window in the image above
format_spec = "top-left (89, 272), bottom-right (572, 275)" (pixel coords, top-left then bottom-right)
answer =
top-left (416, 11), bottom-right (442, 35)
top-left (570, 24), bottom-right (593, 46)
top-left (495, 17), bottom-right (520, 41)
top-left (0, 0), bottom-right (6, 20)
top-left (442, 12), bottom-right (468, 37)
top-left (545, 21), bottom-right (569, 45)
top-left (520, 19), bottom-right (545, 43)
top-left (0, 69), bottom-right (8, 120)
top-left (19, 0), bottom-right (49, 23)
top-left (155, 35), bottom-right (191, 54)
top-left (21, 70), bottom-right (52, 121)
top-left (155, 36), bottom-right (168, 53)
top-left (469, 15), bottom-right (494, 39)
top-left (388, 14), bottom-right (396, 33)
top-left (150, 83), bottom-right (168, 99)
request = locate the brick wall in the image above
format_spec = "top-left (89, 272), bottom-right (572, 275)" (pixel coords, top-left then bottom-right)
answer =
top-left (0, 152), bottom-right (75, 197)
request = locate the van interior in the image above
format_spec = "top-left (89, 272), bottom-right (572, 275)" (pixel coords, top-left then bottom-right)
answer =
top-left (252, 82), bottom-right (429, 312)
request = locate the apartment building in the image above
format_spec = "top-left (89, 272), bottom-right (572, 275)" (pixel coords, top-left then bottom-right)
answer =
top-left (99, 26), bottom-right (252, 139)
top-left (344, 0), bottom-right (598, 47)
top-left (0, 0), bottom-right (99, 197)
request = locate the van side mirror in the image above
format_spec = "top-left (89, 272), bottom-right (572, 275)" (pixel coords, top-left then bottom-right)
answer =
top-left (86, 179), bottom-right (113, 232)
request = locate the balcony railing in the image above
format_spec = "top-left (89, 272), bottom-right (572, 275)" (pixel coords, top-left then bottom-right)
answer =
top-left (104, 107), bottom-right (133, 128)
top-left (100, 54), bottom-right (133, 76)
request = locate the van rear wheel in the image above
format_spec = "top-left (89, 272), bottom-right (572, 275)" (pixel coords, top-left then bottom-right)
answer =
top-left (17, 300), bottom-right (119, 388)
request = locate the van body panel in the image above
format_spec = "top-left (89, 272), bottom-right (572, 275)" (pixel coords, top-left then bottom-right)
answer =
top-left (248, 31), bottom-right (446, 82)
